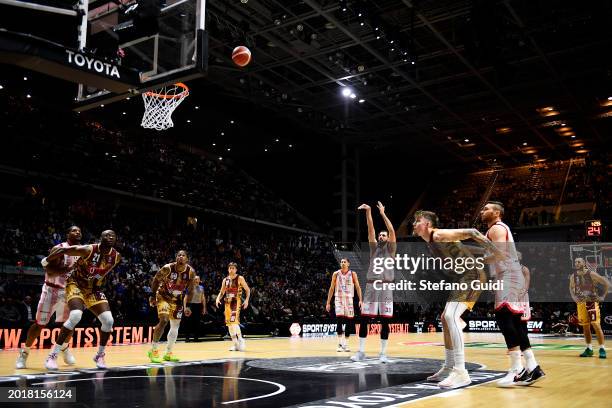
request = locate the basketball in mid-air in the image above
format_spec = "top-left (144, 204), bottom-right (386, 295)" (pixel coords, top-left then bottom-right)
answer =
top-left (232, 46), bottom-right (252, 67)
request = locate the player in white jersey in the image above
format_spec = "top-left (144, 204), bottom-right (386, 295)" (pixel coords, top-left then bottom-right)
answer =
top-left (326, 258), bottom-right (363, 351)
top-left (351, 201), bottom-right (396, 363)
top-left (481, 201), bottom-right (545, 387)
top-left (15, 226), bottom-right (81, 369)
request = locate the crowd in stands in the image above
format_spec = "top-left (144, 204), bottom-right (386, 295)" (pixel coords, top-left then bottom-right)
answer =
top-left (422, 157), bottom-right (608, 229)
top-left (0, 95), bottom-right (314, 230)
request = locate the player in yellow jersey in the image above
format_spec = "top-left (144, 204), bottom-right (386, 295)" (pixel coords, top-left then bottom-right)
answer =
top-left (413, 210), bottom-right (503, 389)
top-left (148, 250), bottom-right (197, 363)
top-left (215, 262), bottom-right (251, 351)
top-left (570, 257), bottom-right (609, 358)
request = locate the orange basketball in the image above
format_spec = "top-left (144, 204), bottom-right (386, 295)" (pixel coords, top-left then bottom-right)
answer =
top-left (232, 46), bottom-right (251, 67)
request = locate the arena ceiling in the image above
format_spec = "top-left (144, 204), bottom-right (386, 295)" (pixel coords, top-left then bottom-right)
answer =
top-left (1, 0), bottom-right (611, 169)
top-left (202, 0), bottom-right (611, 167)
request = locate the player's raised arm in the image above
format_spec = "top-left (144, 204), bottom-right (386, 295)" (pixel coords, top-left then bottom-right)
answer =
top-left (377, 201), bottom-right (396, 255)
top-left (359, 204), bottom-right (376, 253)
top-left (325, 271), bottom-right (338, 312)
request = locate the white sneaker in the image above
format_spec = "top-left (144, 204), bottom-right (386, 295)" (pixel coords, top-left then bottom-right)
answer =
top-left (93, 352), bottom-right (107, 369)
top-left (439, 368), bottom-right (471, 389)
top-left (62, 348), bottom-right (76, 365)
top-left (497, 368), bottom-right (524, 387)
top-left (45, 353), bottom-right (59, 370)
top-left (16, 349), bottom-right (29, 369)
top-left (238, 339), bottom-right (246, 351)
top-left (229, 344), bottom-right (237, 351)
top-left (427, 366), bottom-right (452, 382)
top-left (379, 353), bottom-right (389, 364)
top-left (343, 344), bottom-right (351, 352)
top-left (337, 344), bottom-right (344, 352)
top-left (351, 351), bottom-right (366, 362)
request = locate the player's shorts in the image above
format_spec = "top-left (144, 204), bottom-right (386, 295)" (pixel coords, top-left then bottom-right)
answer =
top-left (361, 301), bottom-right (393, 318)
top-left (335, 298), bottom-right (355, 318)
top-left (224, 297), bottom-right (242, 325)
top-left (66, 282), bottom-right (108, 309)
top-left (362, 282), bottom-right (393, 318)
top-left (577, 302), bottom-right (600, 326)
top-left (36, 283), bottom-right (69, 325)
top-left (156, 294), bottom-right (184, 320)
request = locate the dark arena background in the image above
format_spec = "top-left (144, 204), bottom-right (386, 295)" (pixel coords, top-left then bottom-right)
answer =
top-left (0, 1), bottom-right (610, 407)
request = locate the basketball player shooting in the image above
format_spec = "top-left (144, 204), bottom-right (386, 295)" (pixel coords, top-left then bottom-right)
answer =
top-left (351, 201), bottom-right (396, 363)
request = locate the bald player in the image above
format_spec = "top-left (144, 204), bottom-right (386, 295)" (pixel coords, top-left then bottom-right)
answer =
top-left (43, 230), bottom-right (121, 370)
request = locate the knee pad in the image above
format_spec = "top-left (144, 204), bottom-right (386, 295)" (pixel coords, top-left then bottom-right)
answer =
top-left (97, 311), bottom-right (114, 332)
top-left (63, 309), bottom-right (83, 330)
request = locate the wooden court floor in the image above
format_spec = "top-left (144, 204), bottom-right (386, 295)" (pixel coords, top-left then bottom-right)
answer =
top-left (1, 332), bottom-right (609, 407)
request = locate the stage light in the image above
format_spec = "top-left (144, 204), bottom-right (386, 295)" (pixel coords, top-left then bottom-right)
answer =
top-left (342, 88), bottom-right (352, 97)
top-left (350, 93), bottom-right (356, 99)
top-left (359, 99), bottom-right (365, 103)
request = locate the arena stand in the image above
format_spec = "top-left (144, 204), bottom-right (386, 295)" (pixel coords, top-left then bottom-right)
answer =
top-left (0, 95), bottom-right (316, 230)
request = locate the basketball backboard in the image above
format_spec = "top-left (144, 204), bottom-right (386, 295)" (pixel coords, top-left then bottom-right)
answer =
top-left (0, 0), bottom-right (208, 111)
top-left (78, 0), bottom-right (207, 110)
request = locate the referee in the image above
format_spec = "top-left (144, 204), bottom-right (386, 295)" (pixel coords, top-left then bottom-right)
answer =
top-left (185, 276), bottom-right (207, 342)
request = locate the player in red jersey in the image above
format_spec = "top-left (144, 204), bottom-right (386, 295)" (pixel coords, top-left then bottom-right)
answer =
top-left (43, 230), bottom-right (121, 370)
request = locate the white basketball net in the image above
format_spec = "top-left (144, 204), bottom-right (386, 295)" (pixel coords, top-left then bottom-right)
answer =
top-left (141, 83), bottom-right (189, 130)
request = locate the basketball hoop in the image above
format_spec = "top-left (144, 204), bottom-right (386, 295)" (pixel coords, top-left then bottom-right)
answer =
top-left (141, 83), bottom-right (189, 130)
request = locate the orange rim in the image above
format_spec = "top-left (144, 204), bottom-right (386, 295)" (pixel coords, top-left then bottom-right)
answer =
top-left (143, 82), bottom-right (189, 99)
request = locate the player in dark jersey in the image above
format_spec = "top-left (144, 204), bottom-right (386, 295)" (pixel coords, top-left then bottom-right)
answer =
top-left (215, 262), bottom-right (251, 351)
top-left (43, 230), bottom-right (121, 370)
top-left (148, 250), bottom-right (197, 363)
top-left (570, 257), bottom-right (608, 358)
top-left (351, 201), bottom-right (396, 363)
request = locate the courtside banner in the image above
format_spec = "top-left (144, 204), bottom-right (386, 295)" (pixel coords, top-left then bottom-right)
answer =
top-left (0, 325), bottom-right (155, 350)
top-left (466, 318), bottom-right (544, 333)
top-left (287, 322), bottom-right (410, 337)
top-left (336, 241), bottom-right (612, 303)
